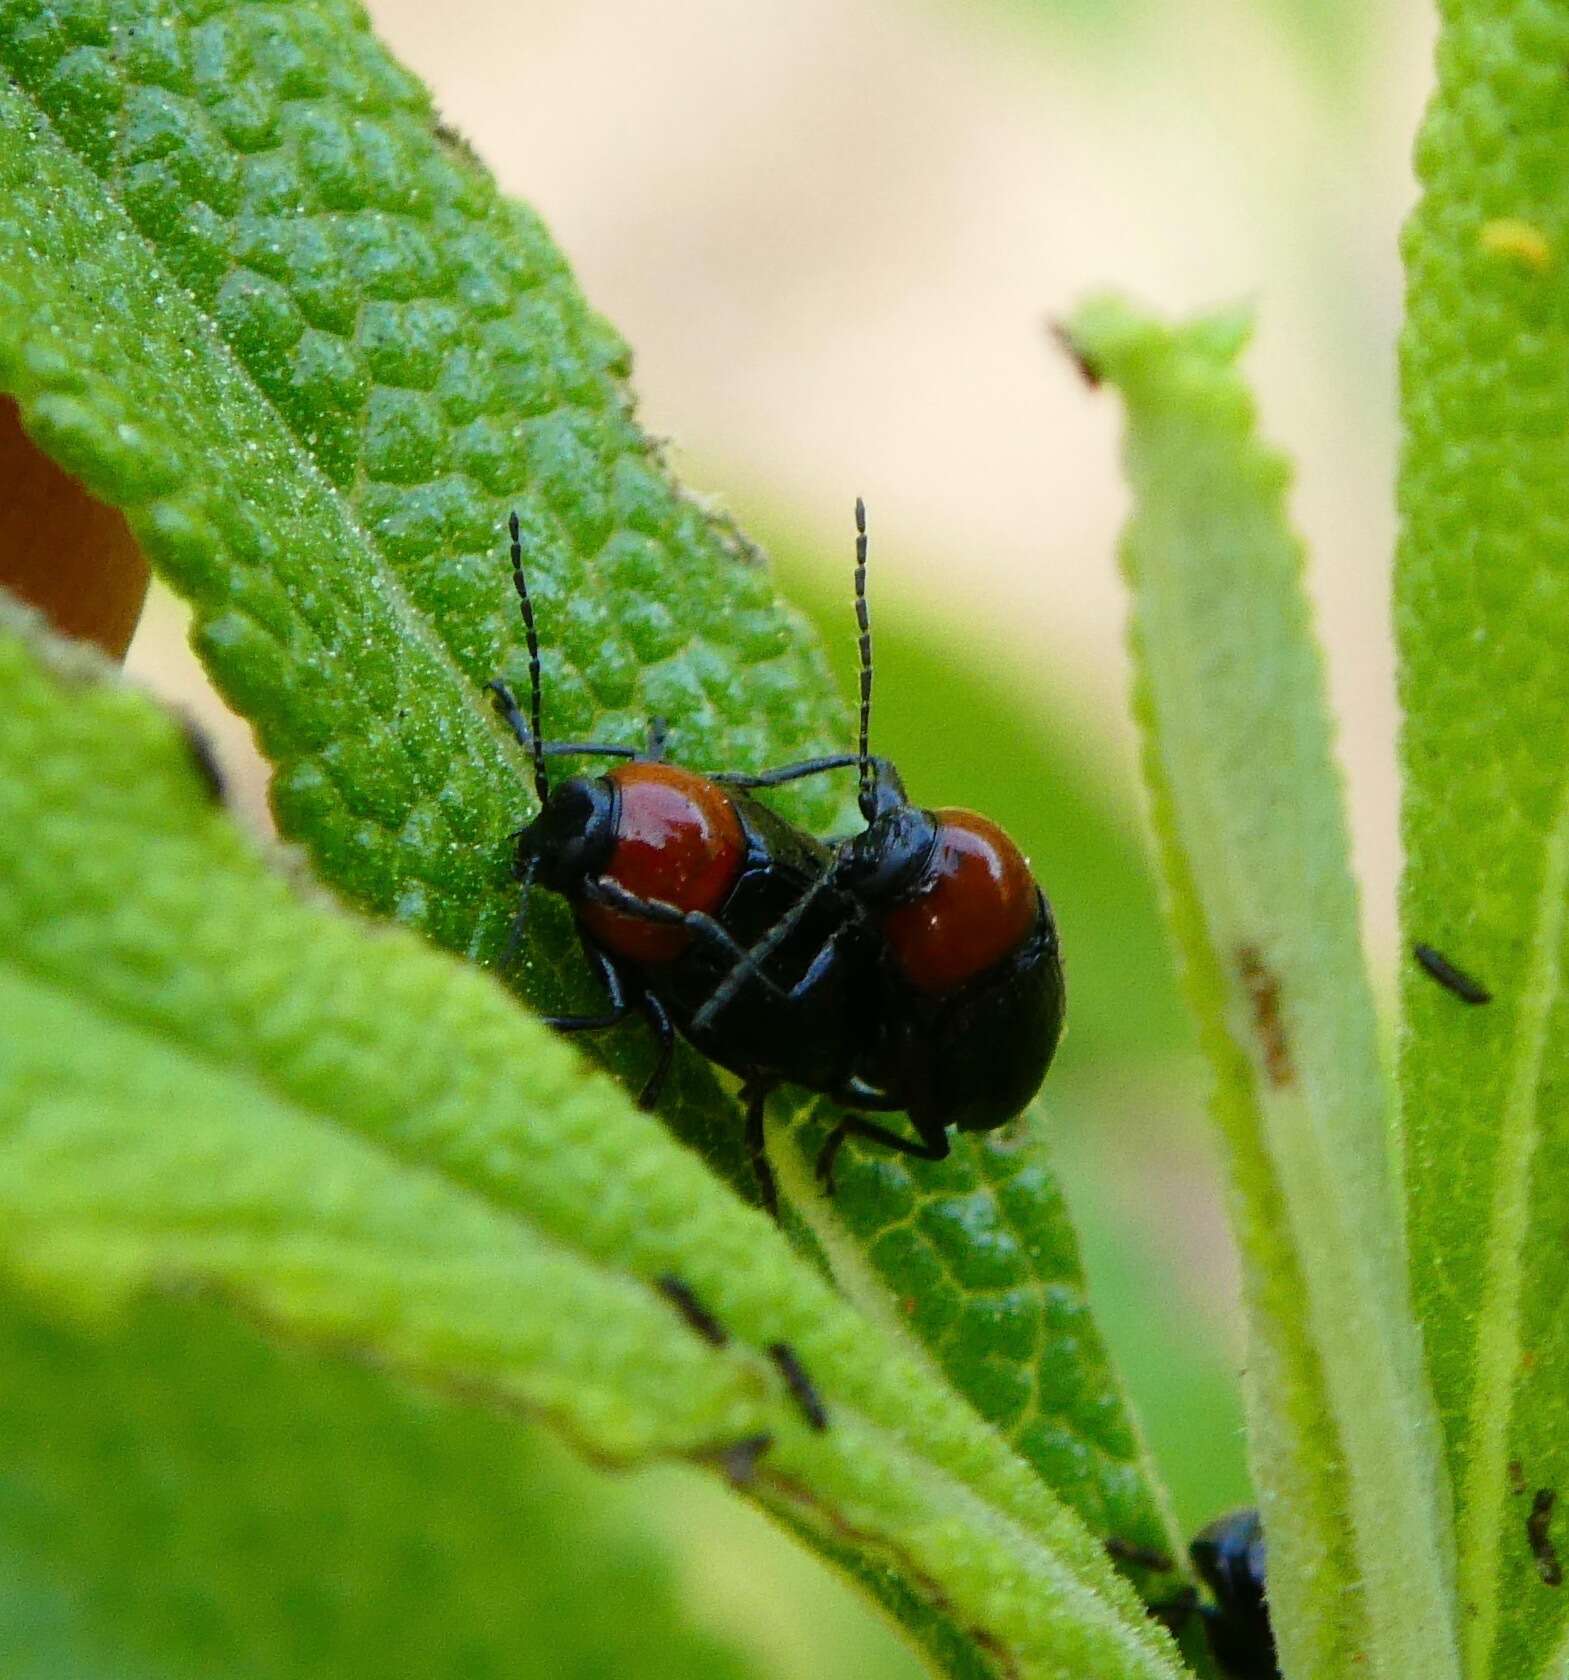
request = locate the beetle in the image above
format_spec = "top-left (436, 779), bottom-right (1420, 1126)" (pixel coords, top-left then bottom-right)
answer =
top-left (489, 500), bottom-right (1065, 1208)
top-left (1187, 1508), bottom-right (1278, 1680)
top-left (696, 499), bottom-right (1066, 1191)
top-left (487, 514), bottom-right (881, 1217)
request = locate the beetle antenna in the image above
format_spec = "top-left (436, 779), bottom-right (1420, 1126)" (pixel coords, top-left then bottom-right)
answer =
top-left (506, 511), bottom-right (550, 809)
top-left (853, 497), bottom-right (876, 823)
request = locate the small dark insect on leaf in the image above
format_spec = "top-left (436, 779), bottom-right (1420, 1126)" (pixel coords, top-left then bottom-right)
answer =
top-left (1509, 1459), bottom-right (1528, 1497)
top-left (716, 1432), bottom-right (774, 1488)
top-left (1528, 1489), bottom-right (1563, 1587)
top-left (1412, 942), bottom-right (1492, 1005)
top-left (431, 116), bottom-right (480, 163)
top-left (768, 1342), bottom-right (828, 1432)
top-left (654, 1274), bottom-right (728, 1347)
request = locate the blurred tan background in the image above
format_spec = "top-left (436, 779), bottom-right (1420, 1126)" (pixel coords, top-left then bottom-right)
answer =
top-left (122, 5), bottom-right (1437, 1672)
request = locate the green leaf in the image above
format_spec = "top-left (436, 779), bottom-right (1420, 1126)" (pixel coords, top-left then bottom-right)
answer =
top-left (0, 607), bottom-right (1190, 1680)
top-left (778, 1095), bottom-right (1185, 1578)
top-left (1399, 12), bottom-right (1569, 1677)
top-left (0, 0), bottom-right (1183, 1582)
top-left (1061, 297), bottom-right (1459, 1680)
top-left (0, 1285), bottom-right (754, 1680)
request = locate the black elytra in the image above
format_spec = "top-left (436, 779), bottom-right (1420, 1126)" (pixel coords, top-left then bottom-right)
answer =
top-left (486, 501), bottom-right (1065, 1212)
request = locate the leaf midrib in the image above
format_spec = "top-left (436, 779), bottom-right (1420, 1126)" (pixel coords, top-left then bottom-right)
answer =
top-left (1456, 773), bottom-right (1569, 1680)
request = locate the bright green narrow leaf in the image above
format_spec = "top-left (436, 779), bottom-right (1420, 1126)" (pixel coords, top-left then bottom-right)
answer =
top-left (0, 1286), bottom-right (754, 1680)
top-left (1400, 10), bottom-right (1569, 1677)
top-left (0, 609), bottom-right (1190, 1680)
top-left (1061, 298), bottom-right (1458, 1680)
top-left (0, 0), bottom-right (1183, 1571)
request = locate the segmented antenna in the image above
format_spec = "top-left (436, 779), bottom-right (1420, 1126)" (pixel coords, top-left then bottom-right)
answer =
top-left (507, 511), bottom-right (550, 809)
top-left (854, 497), bottom-right (875, 822)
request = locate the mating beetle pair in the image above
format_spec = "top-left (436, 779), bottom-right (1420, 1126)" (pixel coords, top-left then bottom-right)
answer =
top-left (488, 501), bottom-right (1065, 1214)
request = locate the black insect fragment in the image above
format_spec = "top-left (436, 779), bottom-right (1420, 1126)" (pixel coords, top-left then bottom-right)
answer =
top-left (1413, 942), bottom-right (1492, 1005)
top-left (654, 1274), bottom-right (728, 1347)
top-left (1529, 1488), bottom-right (1563, 1587)
top-left (1050, 319), bottom-right (1102, 387)
top-left (767, 1341), bottom-right (828, 1432)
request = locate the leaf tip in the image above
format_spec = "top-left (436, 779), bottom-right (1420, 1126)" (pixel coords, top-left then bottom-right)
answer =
top-left (1056, 294), bottom-right (1255, 392)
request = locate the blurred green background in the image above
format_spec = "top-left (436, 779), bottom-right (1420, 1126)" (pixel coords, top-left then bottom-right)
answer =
top-left (122, 0), bottom-right (1426, 1671)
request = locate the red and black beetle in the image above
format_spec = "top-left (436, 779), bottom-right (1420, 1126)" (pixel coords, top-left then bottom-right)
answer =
top-left (488, 514), bottom-right (880, 1216)
top-left (706, 500), bottom-right (1065, 1190)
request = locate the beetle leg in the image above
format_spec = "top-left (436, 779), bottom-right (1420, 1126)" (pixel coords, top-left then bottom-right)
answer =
top-left (582, 878), bottom-right (792, 999)
top-left (486, 678), bottom-right (532, 749)
top-left (543, 945), bottom-right (638, 1032)
top-left (637, 990), bottom-right (676, 1109)
top-left (709, 752), bottom-right (902, 793)
top-left (742, 1080), bottom-right (781, 1221)
top-left (691, 874), bottom-right (841, 1033)
top-left (486, 679), bottom-right (640, 760)
top-left (814, 1110), bottom-right (950, 1196)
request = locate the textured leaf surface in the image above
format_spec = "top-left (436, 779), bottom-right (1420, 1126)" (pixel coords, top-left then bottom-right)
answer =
top-left (1062, 298), bottom-right (1458, 1680)
top-left (0, 1286), bottom-right (753, 1680)
top-left (0, 609), bottom-right (1191, 1680)
top-left (1399, 10), bottom-right (1569, 1677)
top-left (0, 0), bottom-right (843, 1041)
top-left (0, 0), bottom-right (1183, 1581)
